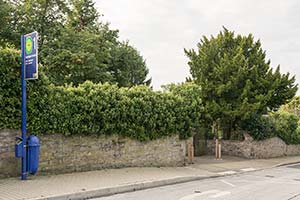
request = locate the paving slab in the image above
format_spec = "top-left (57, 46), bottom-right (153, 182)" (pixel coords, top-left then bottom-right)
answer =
top-left (0, 155), bottom-right (300, 200)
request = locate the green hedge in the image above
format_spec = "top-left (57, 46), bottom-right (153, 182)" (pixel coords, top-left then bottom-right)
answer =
top-left (240, 115), bottom-right (276, 141)
top-left (241, 112), bottom-right (300, 144)
top-left (0, 47), bottom-right (204, 140)
top-left (272, 112), bottom-right (300, 144)
top-left (0, 47), bottom-right (21, 129)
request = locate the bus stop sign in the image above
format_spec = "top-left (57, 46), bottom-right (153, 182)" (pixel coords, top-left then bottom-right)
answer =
top-left (24, 31), bottom-right (38, 80)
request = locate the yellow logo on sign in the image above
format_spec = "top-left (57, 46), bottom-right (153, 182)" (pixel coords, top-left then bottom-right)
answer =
top-left (25, 36), bottom-right (33, 55)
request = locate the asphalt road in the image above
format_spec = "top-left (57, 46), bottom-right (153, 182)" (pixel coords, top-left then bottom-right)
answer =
top-left (93, 164), bottom-right (300, 200)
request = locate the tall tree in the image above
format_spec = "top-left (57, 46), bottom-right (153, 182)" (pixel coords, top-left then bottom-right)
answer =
top-left (44, 0), bottom-right (151, 86)
top-left (43, 25), bottom-right (118, 86)
top-left (67, 0), bottom-right (99, 32)
top-left (1, 0), bottom-right (152, 87)
top-left (4, 0), bottom-right (69, 50)
top-left (109, 41), bottom-right (151, 87)
top-left (184, 28), bottom-right (298, 139)
top-left (0, 0), bottom-right (14, 45)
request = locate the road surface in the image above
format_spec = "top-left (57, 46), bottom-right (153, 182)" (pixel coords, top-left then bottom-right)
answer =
top-left (93, 164), bottom-right (300, 200)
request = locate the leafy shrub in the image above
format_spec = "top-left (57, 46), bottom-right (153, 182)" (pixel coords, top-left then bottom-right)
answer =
top-left (241, 112), bottom-right (300, 144)
top-left (272, 112), bottom-right (300, 144)
top-left (0, 47), bottom-right (21, 129)
top-left (0, 47), bottom-right (203, 141)
top-left (240, 115), bottom-right (276, 140)
top-left (164, 82), bottom-right (204, 128)
top-left (279, 96), bottom-right (300, 116)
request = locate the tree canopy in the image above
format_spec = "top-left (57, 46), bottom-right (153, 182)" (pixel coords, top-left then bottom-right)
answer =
top-left (184, 28), bottom-right (298, 138)
top-left (1, 0), bottom-right (151, 87)
top-left (109, 41), bottom-right (151, 87)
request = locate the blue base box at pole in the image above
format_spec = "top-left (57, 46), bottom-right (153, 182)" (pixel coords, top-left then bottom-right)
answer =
top-left (27, 135), bottom-right (40, 175)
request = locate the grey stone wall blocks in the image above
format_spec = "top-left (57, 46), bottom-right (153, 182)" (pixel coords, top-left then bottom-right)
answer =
top-left (207, 133), bottom-right (300, 159)
top-left (0, 129), bottom-right (189, 178)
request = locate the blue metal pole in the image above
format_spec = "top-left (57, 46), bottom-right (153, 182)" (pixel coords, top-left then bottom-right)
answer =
top-left (21, 35), bottom-right (27, 180)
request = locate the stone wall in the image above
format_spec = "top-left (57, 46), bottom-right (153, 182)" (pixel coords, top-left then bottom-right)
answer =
top-left (0, 129), bottom-right (189, 178)
top-left (206, 133), bottom-right (300, 159)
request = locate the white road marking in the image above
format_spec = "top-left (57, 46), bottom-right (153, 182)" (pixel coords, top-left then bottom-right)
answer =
top-left (210, 191), bottom-right (231, 198)
top-left (217, 170), bottom-right (237, 175)
top-left (240, 168), bottom-right (256, 172)
top-left (179, 190), bottom-right (221, 200)
top-left (184, 166), bottom-right (201, 171)
top-left (220, 179), bottom-right (235, 187)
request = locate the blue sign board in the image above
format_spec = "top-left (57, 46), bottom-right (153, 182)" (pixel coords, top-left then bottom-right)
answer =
top-left (24, 31), bottom-right (38, 80)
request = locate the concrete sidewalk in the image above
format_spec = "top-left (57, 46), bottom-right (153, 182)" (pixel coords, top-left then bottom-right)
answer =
top-left (1, 155), bottom-right (300, 200)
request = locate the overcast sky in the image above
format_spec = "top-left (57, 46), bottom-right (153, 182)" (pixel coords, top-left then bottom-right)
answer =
top-left (95, 0), bottom-right (300, 91)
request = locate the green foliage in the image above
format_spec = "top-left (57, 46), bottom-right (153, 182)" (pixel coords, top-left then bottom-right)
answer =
top-left (240, 115), bottom-right (276, 140)
top-left (0, 0), bottom-right (14, 45)
top-left (0, 46), bottom-right (52, 129)
top-left (163, 82), bottom-right (204, 129)
top-left (43, 27), bottom-right (117, 86)
top-left (0, 47), bottom-right (21, 128)
top-left (30, 82), bottom-right (193, 141)
top-left (279, 96), bottom-right (300, 116)
top-left (109, 41), bottom-right (152, 87)
top-left (0, 47), bottom-right (197, 141)
top-left (2, 0), bottom-right (151, 87)
top-left (67, 0), bottom-right (100, 32)
top-left (42, 29), bottom-right (151, 87)
top-left (5, 0), bottom-right (69, 49)
top-left (272, 112), bottom-right (300, 144)
top-left (185, 28), bottom-right (298, 138)
top-left (241, 112), bottom-right (300, 144)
